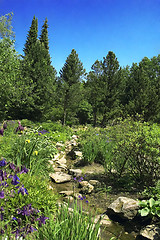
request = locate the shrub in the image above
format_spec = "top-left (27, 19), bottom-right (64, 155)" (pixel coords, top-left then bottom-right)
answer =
top-left (109, 119), bottom-right (160, 185)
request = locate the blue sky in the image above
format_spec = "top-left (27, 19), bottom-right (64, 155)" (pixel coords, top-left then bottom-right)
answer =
top-left (1, 0), bottom-right (160, 74)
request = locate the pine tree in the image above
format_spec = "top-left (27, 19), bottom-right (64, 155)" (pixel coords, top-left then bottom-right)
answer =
top-left (39, 18), bottom-right (49, 50)
top-left (22, 16), bottom-right (56, 120)
top-left (86, 60), bottom-right (103, 126)
top-left (23, 16), bottom-right (38, 56)
top-left (59, 49), bottom-right (85, 125)
top-left (101, 51), bottom-right (120, 125)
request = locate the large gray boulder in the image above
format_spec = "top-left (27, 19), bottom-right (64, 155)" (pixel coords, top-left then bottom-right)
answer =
top-left (107, 197), bottom-right (139, 220)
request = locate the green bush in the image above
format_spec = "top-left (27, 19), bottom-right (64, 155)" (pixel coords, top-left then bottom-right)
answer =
top-left (19, 173), bottom-right (58, 214)
top-left (108, 118), bottom-right (160, 185)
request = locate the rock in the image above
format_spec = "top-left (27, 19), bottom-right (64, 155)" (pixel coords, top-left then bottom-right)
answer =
top-left (50, 172), bottom-right (72, 183)
top-left (64, 196), bottom-right (74, 202)
top-left (74, 193), bottom-right (83, 199)
top-left (138, 224), bottom-right (160, 240)
top-left (107, 197), bottom-right (139, 220)
top-left (79, 181), bottom-right (94, 194)
top-left (69, 168), bottom-right (82, 176)
top-left (56, 142), bottom-right (64, 148)
top-left (89, 180), bottom-right (101, 186)
top-left (83, 171), bottom-right (95, 176)
top-left (94, 215), bottom-right (112, 226)
top-left (74, 151), bottom-right (83, 158)
top-left (55, 155), bottom-right (67, 165)
top-left (52, 153), bottom-right (60, 160)
top-left (54, 167), bottom-right (63, 172)
top-left (59, 190), bottom-right (74, 196)
top-left (67, 149), bottom-right (76, 159)
top-left (72, 135), bottom-right (78, 140)
top-left (100, 215), bottom-right (112, 226)
top-left (70, 140), bottom-right (77, 147)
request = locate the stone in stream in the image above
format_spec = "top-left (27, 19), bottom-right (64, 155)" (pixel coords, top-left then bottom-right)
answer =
top-left (50, 172), bottom-right (72, 183)
top-left (74, 151), bottom-right (83, 158)
top-left (94, 214), bottom-right (112, 226)
top-left (137, 224), bottom-right (160, 240)
top-left (59, 190), bottom-right (74, 196)
top-left (107, 197), bottom-right (139, 221)
top-left (89, 180), bottom-right (101, 186)
top-left (79, 181), bottom-right (94, 194)
top-left (69, 168), bottom-right (82, 176)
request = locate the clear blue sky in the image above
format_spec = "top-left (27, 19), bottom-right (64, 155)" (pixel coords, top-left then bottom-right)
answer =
top-left (1, 0), bottom-right (160, 74)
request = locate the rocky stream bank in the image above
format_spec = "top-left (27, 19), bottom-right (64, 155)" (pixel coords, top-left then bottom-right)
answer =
top-left (49, 134), bottom-right (160, 240)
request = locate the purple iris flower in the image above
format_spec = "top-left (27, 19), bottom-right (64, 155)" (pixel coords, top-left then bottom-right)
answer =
top-left (0, 170), bottom-right (4, 181)
top-left (19, 166), bottom-right (29, 174)
top-left (0, 159), bottom-right (7, 167)
top-left (0, 190), bottom-right (4, 198)
top-left (18, 185), bottom-right (28, 195)
top-left (11, 175), bottom-right (20, 185)
top-left (9, 162), bottom-right (16, 171)
top-left (38, 129), bottom-right (49, 135)
top-left (0, 213), bottom-right (3, 221)
top-left (36, 215), bottom-right (49, 226)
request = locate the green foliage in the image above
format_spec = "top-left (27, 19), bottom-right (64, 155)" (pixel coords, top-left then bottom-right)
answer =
top-left (39, 121), bottom-right (73, 143)
top-left (107, 118), bottom-right (160, 185)
top-left (0, 37), bottom-right (21, 120)
top-left (0, 122), bottom-right (58, 177)
top-left (0, 160), bottom-right (52, 238)
top-left (19, 174), bottom-right (58, 214)
top-left (79, 127), bottom-right (114, 165)
top-left (142, 180), bottom-right (160, 200)
top-left (138, 198), bottom-right (160, 218)
top-left (30, 201), bottom-right (101, 240)
top-left (0, 12), bottom-right (15, 39)
top-left (0, 121), bottom-right (18, 159)
top-left (11, 128), bottom-right (57, 177)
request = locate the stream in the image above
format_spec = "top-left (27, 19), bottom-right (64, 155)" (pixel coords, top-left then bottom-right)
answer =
top-left (50, 162), bottom-right (139, 240)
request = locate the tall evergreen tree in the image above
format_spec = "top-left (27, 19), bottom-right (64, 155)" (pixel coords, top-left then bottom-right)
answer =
top-left (59, 49), bottom-right (85, 125)
top-left (22, 16), bottom-right (56, 120)
top-left (39, 18), bottom-right (49, 51)
top-left (101, 51), bottom-right (121, 125)
top-left (86, 60), bottom-right (103, 126)
top-left (23, 16), bottom-right (38, 56)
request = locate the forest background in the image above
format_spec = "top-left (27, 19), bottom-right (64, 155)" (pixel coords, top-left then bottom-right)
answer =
top-left (1, 13), bottom-right (160, 126)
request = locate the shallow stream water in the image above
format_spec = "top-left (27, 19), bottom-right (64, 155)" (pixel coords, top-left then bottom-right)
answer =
top-left (51, 177), bottom-right (138, 240)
